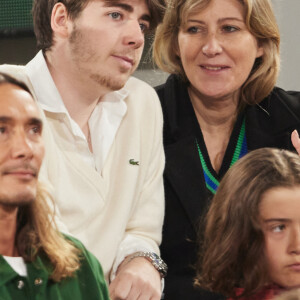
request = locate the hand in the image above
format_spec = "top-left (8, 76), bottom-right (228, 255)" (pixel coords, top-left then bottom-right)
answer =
top-left (109, 256), bottom-right (162, 300)
top-left (291, 130), bottom-right (300, 155)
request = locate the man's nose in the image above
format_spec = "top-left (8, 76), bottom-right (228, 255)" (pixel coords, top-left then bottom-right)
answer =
top-left (123, 20), bottom-right (145, 49)
top-left (10, 131), bottom-right (34, 160)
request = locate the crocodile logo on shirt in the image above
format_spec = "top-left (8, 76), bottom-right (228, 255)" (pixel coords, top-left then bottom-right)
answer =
top-left (129, 159), bottom-right (139, 166)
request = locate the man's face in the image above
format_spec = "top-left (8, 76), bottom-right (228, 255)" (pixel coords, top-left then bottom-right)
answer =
top-left (67, 0), bottom-right (150, 92)
top-left (0, 83), bottom-right (44, 208)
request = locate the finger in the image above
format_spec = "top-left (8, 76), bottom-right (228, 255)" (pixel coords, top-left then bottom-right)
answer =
top-left (127, 285), bottom-right (143, 300)
top-left (149, 296), bottom-right (161, 300)
top-left (291, 129), bottom-right (300, 154)
top-left (137, 290), bottom-right (160, 300)
top-left (109, 277), bottom-right (132, 300)
top-left (134, 280), bottom-right (160, 300)
top-left (126, 275), bottom-right (152, 300)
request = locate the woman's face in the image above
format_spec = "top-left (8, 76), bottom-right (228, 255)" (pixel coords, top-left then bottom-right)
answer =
top-left (260, 186), bottom-right (300, 288)
top-left (177, 0), bottom-right (263, 101)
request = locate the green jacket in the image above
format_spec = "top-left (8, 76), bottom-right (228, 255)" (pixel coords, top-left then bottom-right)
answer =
top-left (0, 236), bottom-right (109, 300)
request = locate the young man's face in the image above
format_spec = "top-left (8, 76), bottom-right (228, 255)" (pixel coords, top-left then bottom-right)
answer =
top-left (66, 0), bottom-right (150, 92)
top-left (260, 186), bottom-right (300, 289)
top-left (0, 83), bottom-right (44, 209)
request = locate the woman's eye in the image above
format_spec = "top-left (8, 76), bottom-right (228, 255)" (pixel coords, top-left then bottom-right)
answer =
top-left (187, 26), bottom-right (200, 34)
top-left (222, 25), bottom-right (239, 33)
top-left (109, 12), bottom-right (122, 20)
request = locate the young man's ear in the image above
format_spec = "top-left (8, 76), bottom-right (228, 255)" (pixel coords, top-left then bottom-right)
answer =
top-left (51, 3), bottom-right (70, 38)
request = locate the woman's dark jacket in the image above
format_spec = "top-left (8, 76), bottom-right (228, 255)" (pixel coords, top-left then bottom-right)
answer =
top-left (155, 74), bottom-right (300, 300)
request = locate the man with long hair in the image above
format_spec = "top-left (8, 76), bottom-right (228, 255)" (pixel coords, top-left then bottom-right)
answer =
top-left (0, 73), bottom-right (109, 299)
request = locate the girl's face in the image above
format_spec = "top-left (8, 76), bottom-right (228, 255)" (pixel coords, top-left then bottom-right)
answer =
top-left (259, 186), bottom-right (300, 288)
top-left (177, 0), bottom-right (263, 102)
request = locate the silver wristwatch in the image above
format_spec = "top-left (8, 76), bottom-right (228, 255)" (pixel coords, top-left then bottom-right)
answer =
top-left (128, 251), bottom-right (168, 278)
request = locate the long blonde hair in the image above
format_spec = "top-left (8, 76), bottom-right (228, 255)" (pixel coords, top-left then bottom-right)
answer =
top-left (153, 0), bottom-right (280, 106)
top-left (16, 183), bottom-right (81, 282)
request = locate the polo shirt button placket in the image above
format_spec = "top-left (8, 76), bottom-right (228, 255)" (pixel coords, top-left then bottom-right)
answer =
top-left (34, 278), bottom-right (43, 286)
top-left (17, 280), bottom-right (25, 289)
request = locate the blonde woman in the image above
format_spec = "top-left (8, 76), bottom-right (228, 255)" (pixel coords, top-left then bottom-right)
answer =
top-left (154, 0), bottom-right (300, 299)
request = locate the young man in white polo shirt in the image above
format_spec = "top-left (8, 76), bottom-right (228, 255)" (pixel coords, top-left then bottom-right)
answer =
top-left (0, 0), bottom-right (167, 299)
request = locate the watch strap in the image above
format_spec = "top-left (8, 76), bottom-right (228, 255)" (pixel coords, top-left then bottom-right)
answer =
top-left (126, 251), bottom-right (168, 278)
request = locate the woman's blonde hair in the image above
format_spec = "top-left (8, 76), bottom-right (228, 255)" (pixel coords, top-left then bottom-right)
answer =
top-left (153, 0), bottom-right (280, 106)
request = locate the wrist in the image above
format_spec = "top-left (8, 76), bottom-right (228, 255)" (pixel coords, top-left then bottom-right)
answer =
top-left (125, 251), bottom-right (168, 278)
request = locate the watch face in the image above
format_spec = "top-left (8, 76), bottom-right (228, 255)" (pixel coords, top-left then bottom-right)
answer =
top-left (149, 252), bottom-right (168, 277)
top-left (151, 253), bottom-right (160, 262)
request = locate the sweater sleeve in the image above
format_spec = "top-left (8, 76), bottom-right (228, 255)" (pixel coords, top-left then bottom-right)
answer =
top-left (110, 79), bottom-right (165, 279)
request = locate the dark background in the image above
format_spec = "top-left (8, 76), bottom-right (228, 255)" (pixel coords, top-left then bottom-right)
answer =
top-left (0, 0), bottom-right (37, 64)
